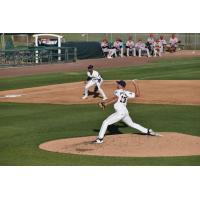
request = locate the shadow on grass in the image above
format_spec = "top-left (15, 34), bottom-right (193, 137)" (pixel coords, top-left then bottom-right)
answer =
top-left (93, 122), bottom-right (147, 136)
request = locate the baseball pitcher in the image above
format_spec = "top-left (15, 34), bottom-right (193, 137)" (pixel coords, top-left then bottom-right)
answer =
top-left (94, 80), bottom-right (156, 143)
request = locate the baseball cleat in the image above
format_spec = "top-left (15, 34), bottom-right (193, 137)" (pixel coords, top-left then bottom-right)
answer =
top-left (82, 96), bottom-right (88, 99)
top-left (102, 97), bottom-right (108, 101)
top-left (93, 138), bottom-right (104, 144)
top-left (147, 129), bottom-right (161, 136)
top-left (107, 56), bottom-right (113, 59)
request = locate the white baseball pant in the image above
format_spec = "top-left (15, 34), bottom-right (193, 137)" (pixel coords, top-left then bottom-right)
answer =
top-left (126, 48), bottom-right (136, 56)
top-left (84, 79), bottom-right (107, 99)
top-left (138, 48), bottom-right (150, 57)
top-left (108, 49), bottom-right (117, 58)
top-left (98, 111), bottom-right (148, 139)
top-left (153, 48), bottom-right (161, 57)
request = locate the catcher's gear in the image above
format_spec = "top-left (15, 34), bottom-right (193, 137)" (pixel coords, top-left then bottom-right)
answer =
top-left (98, 102), bottom-right (106, 110)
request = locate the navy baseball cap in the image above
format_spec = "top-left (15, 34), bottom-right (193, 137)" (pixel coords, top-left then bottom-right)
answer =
top-left (116, 80), bottom-right (126, 87)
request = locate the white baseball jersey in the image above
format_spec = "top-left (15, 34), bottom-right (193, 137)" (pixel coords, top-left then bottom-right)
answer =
top-left (154, 41), bottom-right (162, 49)
top-left (135, 42), bottom-right (146, 49)
top-left (126, 40), bottom-right (135, 48)
top-left (101, 41), bottom-right (109, 48)
top-left (147, 37), bottom-right (154, 44)
top-left (114, 89), bottom-right (135, 113)
top-left (113, 41), bottom-right (123, 49)
top-left (159, 39), bottom-right (167, 45)
top-left (87, 70), bottom-right (102, 81)
top-left (169, 37), bottom-right (178, 45)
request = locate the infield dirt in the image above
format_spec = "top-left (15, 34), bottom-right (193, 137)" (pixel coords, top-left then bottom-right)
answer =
top-left (0, 80), bottom-right (199, 105)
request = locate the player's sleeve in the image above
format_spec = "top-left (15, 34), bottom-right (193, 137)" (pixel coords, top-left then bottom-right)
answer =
top-left (87, 71), bottom-right (91, 77)
top-left (127, 91), bottom-right (135, 99)
top-left (114, 90), bottom-right (120, 97)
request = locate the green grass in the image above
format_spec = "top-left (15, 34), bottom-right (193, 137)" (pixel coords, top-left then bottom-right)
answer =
top-left (0, 102), bottom-right (199, 166)
top-left (0, 57), bottom-right (200, 91)
top-left (0, 57), bottom-right (199, 165)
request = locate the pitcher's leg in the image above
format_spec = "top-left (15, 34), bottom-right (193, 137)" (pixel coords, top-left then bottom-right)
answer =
top-left (122, 115), bottom-right (148, 134)
top-left (98, 112), bottom-right (124, 139)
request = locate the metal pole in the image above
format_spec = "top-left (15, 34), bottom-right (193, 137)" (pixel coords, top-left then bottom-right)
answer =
top-left (2, 33), bottom-right (5, 50)
top-left (35, 36), bottom-right (38, 64)
top-left (0, 34), bottom-right (2, 49)
top-left (58, 37), bottom-right (61, 61)
top-left (110, 33), bottom-right (113, 43)
top-left (26, 34), bottom-right (29, 48)
top-left (86, 33), bottom-right (89, 42)
top-left (74, 48), bottom-right (77, 61)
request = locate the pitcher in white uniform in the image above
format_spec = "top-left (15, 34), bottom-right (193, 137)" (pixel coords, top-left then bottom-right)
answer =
top-left (94, 80), bottom-right (156, 143)
top-left (82, 65), bottom-right (107, 100)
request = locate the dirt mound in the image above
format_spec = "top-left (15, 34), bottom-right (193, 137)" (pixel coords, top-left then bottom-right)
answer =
top-left (39, 132), bottom-right (200, 157)
top-left (0, 80), bottom-right (199, 105)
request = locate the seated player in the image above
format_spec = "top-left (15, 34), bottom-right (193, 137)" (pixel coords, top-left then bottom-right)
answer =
top-left (159, 35), bottom-right (167, 53)
top-left (82, 65), bottom-right (107, 100)
top-left (113, 38), bottom-right (124, 57)
top-left (101, 38), bottom-right (117, 59)
top-left (146, 34), bottom-right (155, 55)
top-left (153, 39), bottom-right (162, 57)
top-left (126, 36), bottom-right (136, 57)
top-left (167, 34), bottom-right (179, 53)
top-left (135, 39), bottom-right (151, 57)
top-left (101, 38), bottom-right (110, 57)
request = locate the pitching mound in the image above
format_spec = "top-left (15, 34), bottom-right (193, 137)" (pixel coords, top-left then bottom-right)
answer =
top-left (39, 132), bottom-right (200, 157)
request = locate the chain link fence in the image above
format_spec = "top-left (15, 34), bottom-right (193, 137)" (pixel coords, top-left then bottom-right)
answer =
top-left (0, 47), bottom-right (77, 67)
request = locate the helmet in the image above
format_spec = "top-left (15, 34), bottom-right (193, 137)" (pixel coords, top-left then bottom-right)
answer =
top-left (116, 80), bottom-right (126, 87)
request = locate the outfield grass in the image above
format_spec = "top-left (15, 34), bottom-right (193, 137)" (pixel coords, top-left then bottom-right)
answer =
top-left (0, 102), bottom-right (199, 166)
top-left (0, 57), bottom-right (200, 91)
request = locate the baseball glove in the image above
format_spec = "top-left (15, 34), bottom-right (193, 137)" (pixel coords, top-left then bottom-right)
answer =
top-left (98, 102), bottom-right (106, 110)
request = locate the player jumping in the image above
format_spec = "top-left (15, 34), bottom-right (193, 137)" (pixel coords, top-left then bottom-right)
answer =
top-left (82, 65), bottom-right (107, 100)
top-left (94, 80), bottom-right (157, 143)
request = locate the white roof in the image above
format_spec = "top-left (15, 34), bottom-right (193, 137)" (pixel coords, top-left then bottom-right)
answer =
top-left (33, 34), bottom-right (63, 39)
